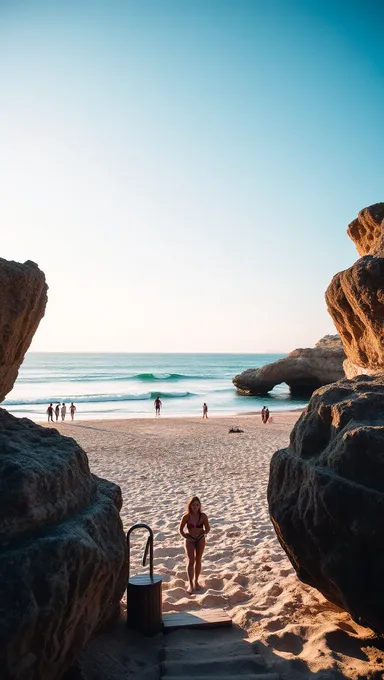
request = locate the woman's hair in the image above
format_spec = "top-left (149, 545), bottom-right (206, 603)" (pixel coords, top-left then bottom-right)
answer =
top-left (186, 495), bottom-right (201, 515)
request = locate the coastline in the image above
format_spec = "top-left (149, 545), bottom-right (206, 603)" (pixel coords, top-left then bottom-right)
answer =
top-left (36, 409), bottom-right (305, 425)
top-left (42, 412), bottom-right (382, 679)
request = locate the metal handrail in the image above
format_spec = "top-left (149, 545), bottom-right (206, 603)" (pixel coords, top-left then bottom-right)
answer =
top-left (126, 523), bottom-right (154, 581)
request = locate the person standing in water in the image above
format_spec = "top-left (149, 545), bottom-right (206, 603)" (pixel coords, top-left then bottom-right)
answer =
top-left (154, 396), bottom-right (162, 416)
top-left (179, 496), bottom-right (210, 594)
top-left (203, 403), bottom-right (208, 419)
top-left (55, 403), bottom-right (60, 421)
top-left (47, 403), bottom-right (54, 422)
top-left (70, 402), bottom-right (76, 421)
top-left (61, 402), bottom-right (67, 421)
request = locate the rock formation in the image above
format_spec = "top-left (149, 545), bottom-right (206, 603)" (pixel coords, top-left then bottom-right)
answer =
top-left (0, 258), bottom-right (128, 680)
top-left (233, 335), bottom-right (345, 397)
top-left (326, 203), bottom-right (384, 378)
top-left (268, 377), bottom-right (384, 633)
top-left (268, 202), bottom-right (384, 634)
top-left (0, 259), bottom-right (48, 402)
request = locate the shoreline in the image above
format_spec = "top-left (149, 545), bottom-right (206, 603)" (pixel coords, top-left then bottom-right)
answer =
top-left (36, 409), bottom-right (305, 425)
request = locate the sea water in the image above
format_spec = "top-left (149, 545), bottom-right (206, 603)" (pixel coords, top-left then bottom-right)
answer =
top-left (3, 352), bottom-right (308, 421)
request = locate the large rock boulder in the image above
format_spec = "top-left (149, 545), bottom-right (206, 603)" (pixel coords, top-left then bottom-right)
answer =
top-left (233, 335), bottom-right (345, 397)
top-left (326, 204), bottom-right (384, 378)
top-left (0, 409), bottom-right (128, 680)
top-left (347, 202), bottom-right (384, 256)
top-left (268, 376), bottom-right (384, 634)
top-left (0, 259), bottom-right (47, 402)
top-left (326, 255), bottom-right (384, 371)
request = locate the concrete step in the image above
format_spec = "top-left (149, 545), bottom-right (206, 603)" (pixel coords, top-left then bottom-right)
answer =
top-left (161, 655), bottom-right (270, 676)
top-left (163, 640), bottom-right (259, 661)
top-left (162, 675), bottom-right (280, 680)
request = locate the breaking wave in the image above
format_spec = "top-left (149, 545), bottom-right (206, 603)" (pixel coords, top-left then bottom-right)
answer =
top-left (4, 391), bottom-right (196, 406)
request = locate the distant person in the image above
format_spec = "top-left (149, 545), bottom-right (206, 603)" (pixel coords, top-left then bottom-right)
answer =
top-left (265, 407), bottom-right (270, 423)
top-left (203, 403), bottom-right (208, 419)
top-left (154, 396), bottom-right (162, 416)
top-left (55, 403), bottom-right (60, 421)
top-left (70, 402), bottom-right (76, 421)
top-left (261, 406), bottom-right (266, 423)
top-left (61, 402), bottom-right (67, 421)
top-left (47, 403), bottom-right (54, 422)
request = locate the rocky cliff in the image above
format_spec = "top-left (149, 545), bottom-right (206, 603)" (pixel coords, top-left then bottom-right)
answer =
top-left (233, 335), bottom-right (345, 397)
top-left (268, 203), bottom-right (384, 634)
top-left (0, 258), bottom-right (128, 680)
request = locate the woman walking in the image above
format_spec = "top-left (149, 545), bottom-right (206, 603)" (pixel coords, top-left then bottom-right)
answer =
top-left (179, 496), bottom-right (210, 594)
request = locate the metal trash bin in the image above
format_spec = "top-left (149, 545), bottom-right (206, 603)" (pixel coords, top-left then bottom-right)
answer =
top-left (126, 523), bottom-right (162, 636)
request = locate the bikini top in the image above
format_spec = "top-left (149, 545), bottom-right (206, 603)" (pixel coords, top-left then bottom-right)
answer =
top-left (187, 513), bottom-right (204, 530)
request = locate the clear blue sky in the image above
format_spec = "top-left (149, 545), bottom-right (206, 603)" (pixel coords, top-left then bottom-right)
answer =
top-left (0, 0), bottom-right (383, 352)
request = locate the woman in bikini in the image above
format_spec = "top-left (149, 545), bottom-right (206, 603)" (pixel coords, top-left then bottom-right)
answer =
top-left (179, 495), bottom-right (210, 594)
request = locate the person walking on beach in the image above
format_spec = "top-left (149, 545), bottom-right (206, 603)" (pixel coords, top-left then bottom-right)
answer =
top-left (61, 402), bottom-right (67, 421)
top-left (47, 403), bottom-right (54, 422)
top-left (55, 403), bottom-right (60, 421)
top-left (203, 403), bottom-right (208, 419)
top-left (261, 406), bottom-right (266, 423)
top-left (265, 407), bottom-right (270, 423)
top-left (154, 396), bottom-right (162, 416)
top-left (70, 402), bottom-right (76, 421)
top-left (179, 496), bottom-right (210, 594)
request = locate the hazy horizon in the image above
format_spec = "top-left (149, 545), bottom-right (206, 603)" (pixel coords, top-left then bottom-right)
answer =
top-left (1, 1), bottom-right (382, 353)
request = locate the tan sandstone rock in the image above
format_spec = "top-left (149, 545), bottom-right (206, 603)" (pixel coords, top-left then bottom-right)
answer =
top-left (0, 258), bottom-right (47, 401)
top-left (233, 335), bottom-right (345, 396)
top-left (268, 376), bottom-right (384, 634)
top-left (347, 202), bottom-right (384, 256)
top-left (326, 255), bottom-right (384, 370)
top-left (0, 409), bottom-right (128, 680)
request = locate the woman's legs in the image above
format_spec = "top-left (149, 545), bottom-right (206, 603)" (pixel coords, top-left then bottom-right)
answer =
top-left (195, 537), bottom-right (205, 588)
top-left (185, 540), bottom-right (195, 593)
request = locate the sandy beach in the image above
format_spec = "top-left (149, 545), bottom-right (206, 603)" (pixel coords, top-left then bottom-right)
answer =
top-left (45, 413), bottom-right (384, 680)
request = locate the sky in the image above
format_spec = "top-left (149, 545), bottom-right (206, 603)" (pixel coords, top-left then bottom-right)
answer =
top-left (0, 0), bottom-right (383, 353)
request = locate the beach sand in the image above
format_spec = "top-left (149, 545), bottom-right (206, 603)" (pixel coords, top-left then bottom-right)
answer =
top-left (47, 414), bottom-right (384, 680)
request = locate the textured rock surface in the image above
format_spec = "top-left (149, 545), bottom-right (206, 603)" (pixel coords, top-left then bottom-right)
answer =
top-left (0, 409), bottom-right (128, 680)
top-left (347, 202), bottom-right (384, 256)
top-left (343, 358), bottom-right (382, 380)
top-left (0, 259), bottom-right (47, 402)
top-left (326, 256), bottom-right (384, 370)
top-left (268, 376), bottom-right (384, 634)
top-left (233, 335), bottom-right (345, 396)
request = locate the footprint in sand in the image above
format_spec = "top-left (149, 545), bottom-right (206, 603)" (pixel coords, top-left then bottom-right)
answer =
top-left (163, 578), bottom-right (185, 589)
top-left (199, 592), bottom-right (226, 607)
top-left (225, 586), bottom-right (252, 604)
top-left (265, 617), bottom-right (288, 632)
top-left (266, 631), bottom-right (304, 655)
top-left (155, 546), bottom-right (182, 558)
top-left (231, 573), bottom-right (249, 587)
top-left (163, 587), bottom-right (188, 600)
top-left (265, 583), bottom-right (283, 597)
top-left (203, 576), bottom-right (224, 590)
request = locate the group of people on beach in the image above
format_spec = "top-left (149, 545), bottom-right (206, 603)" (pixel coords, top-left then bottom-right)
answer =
top-left (46, 402), bottom-right (76, 422)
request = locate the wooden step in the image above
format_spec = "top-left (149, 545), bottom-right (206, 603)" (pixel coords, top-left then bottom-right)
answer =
top-left (163, 608), bottom-right (232, 632)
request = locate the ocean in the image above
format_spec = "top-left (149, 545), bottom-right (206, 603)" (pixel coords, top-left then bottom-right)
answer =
top-left (3, 353), bottom-right (309, 421)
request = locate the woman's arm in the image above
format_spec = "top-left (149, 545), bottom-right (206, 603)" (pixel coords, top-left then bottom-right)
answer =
top-left (202, 513), bottom-right (210, 535)
top-left (179, 515), bottom-right (189, 539)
